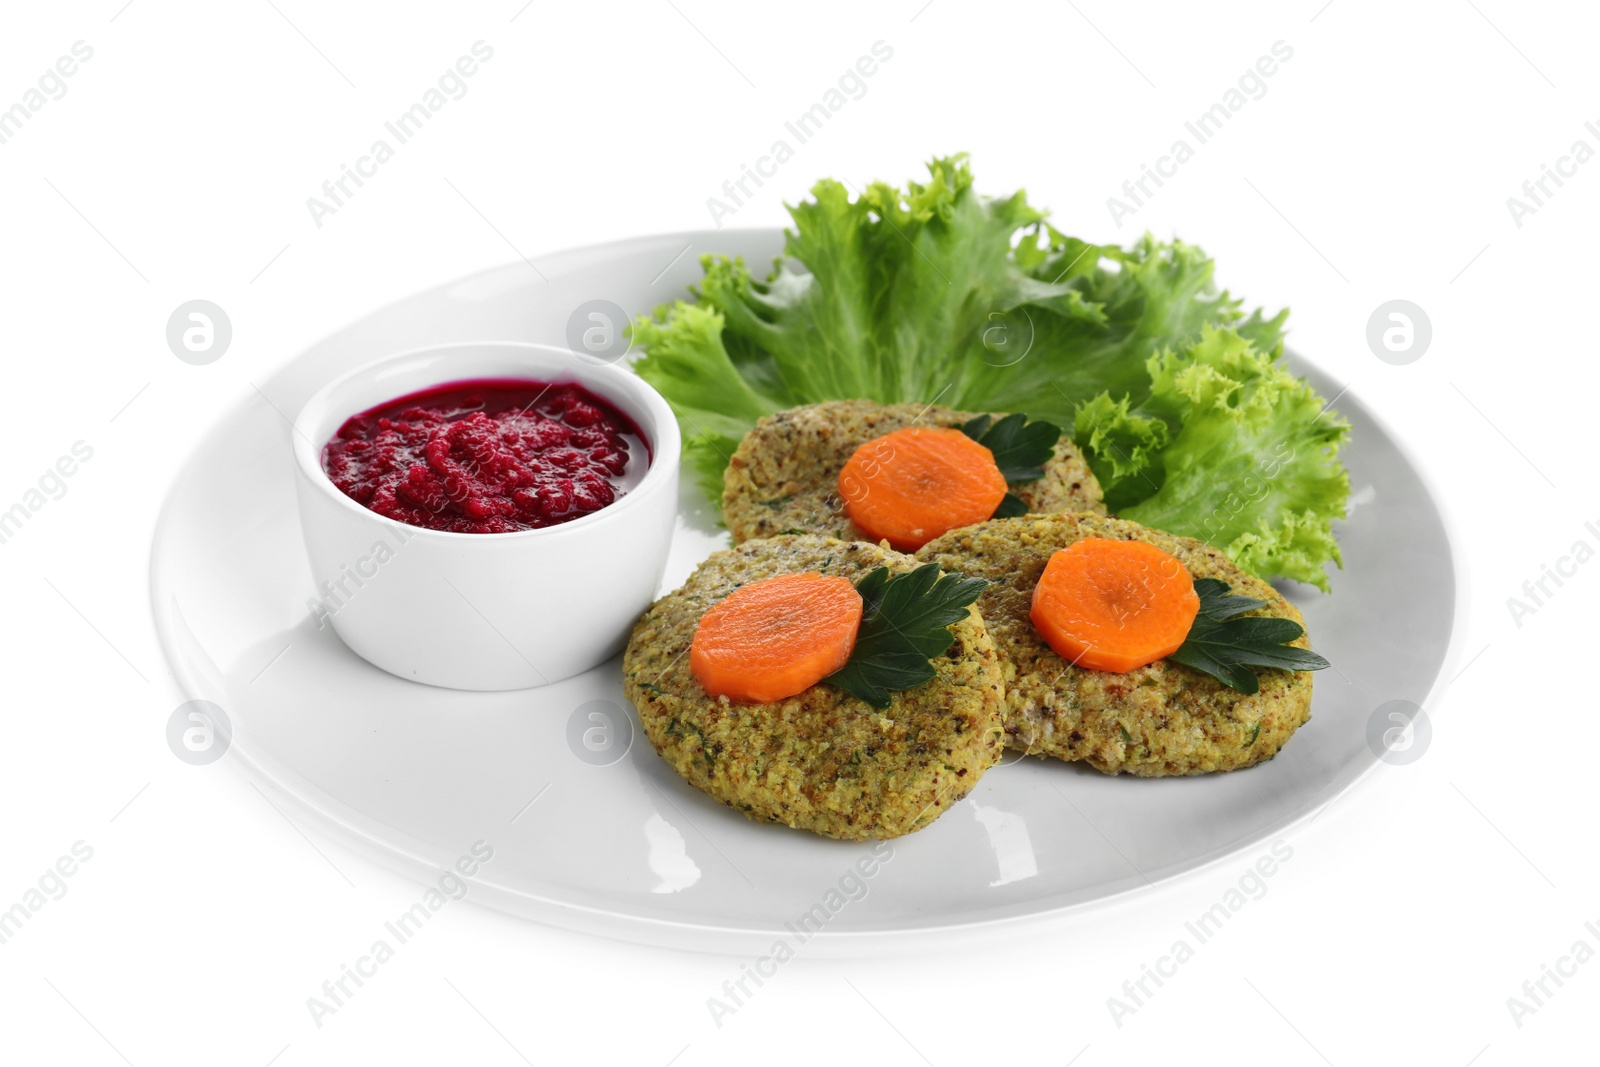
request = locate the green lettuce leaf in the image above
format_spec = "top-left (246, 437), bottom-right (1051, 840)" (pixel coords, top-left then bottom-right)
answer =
top-left (629, 154), bottom-right (1345, 588)
top-left (1113, 327), bottom-right (1350, 591)
top-left (629, 303), bottom-right (770, 500)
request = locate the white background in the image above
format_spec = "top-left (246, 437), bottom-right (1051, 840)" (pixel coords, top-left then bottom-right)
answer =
top-left (2, 1), bottom-right (1596, 1064)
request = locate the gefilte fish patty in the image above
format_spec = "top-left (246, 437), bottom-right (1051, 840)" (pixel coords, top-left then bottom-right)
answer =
top-left (916, 513), bottom-right (1314, 776)
top-left (623, 535), bottom-right (1006, 839)
top-left (722, 400), bottom-right (1104, 544)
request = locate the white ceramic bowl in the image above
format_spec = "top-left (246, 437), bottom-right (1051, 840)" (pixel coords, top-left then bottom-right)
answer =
top-left (291, 342), bottom-right (680, 691)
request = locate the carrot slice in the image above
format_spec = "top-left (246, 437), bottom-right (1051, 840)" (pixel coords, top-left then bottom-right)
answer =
top-left (838, 427), bottom-right (1008, 551)
top-left (1030, 538), bottom-right (1200, 673)
top-left (690, 572), bottom-right (865, 703)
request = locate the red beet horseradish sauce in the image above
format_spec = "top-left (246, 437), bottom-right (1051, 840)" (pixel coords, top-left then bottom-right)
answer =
top-left (322, 379), bottom-right (649, 534)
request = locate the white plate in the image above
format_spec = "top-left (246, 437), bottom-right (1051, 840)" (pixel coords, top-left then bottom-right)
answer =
top-left (150, 229), bottom-right (1459, 953)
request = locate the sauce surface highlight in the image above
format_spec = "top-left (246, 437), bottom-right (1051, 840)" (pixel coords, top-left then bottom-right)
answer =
top-left (322, 379), bottom-right (648, 533)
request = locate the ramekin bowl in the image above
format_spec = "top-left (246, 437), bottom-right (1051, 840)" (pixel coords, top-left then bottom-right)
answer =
top-left (291, 342), bottom-right (680, 691)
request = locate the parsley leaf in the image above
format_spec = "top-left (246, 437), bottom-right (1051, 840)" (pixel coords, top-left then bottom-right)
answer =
top-left (1167, 578), bottom-right (1330, 694)
top-left (992, 493), bottom-right (1030, 518)
top-left (826, 563), bottom-right (987, 708)
top-left (1191, 577), bottom-right (1271, 621)
top-left (959, 412), bottom-right (1062, 483)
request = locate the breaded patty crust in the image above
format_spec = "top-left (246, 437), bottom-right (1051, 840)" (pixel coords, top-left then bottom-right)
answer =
top-left (623, 535), bottom-right (1006, 839)
top-left (916, 514), bottom-right (1314, 776)
top-left (722, 400), bottom-right (1104, 544)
